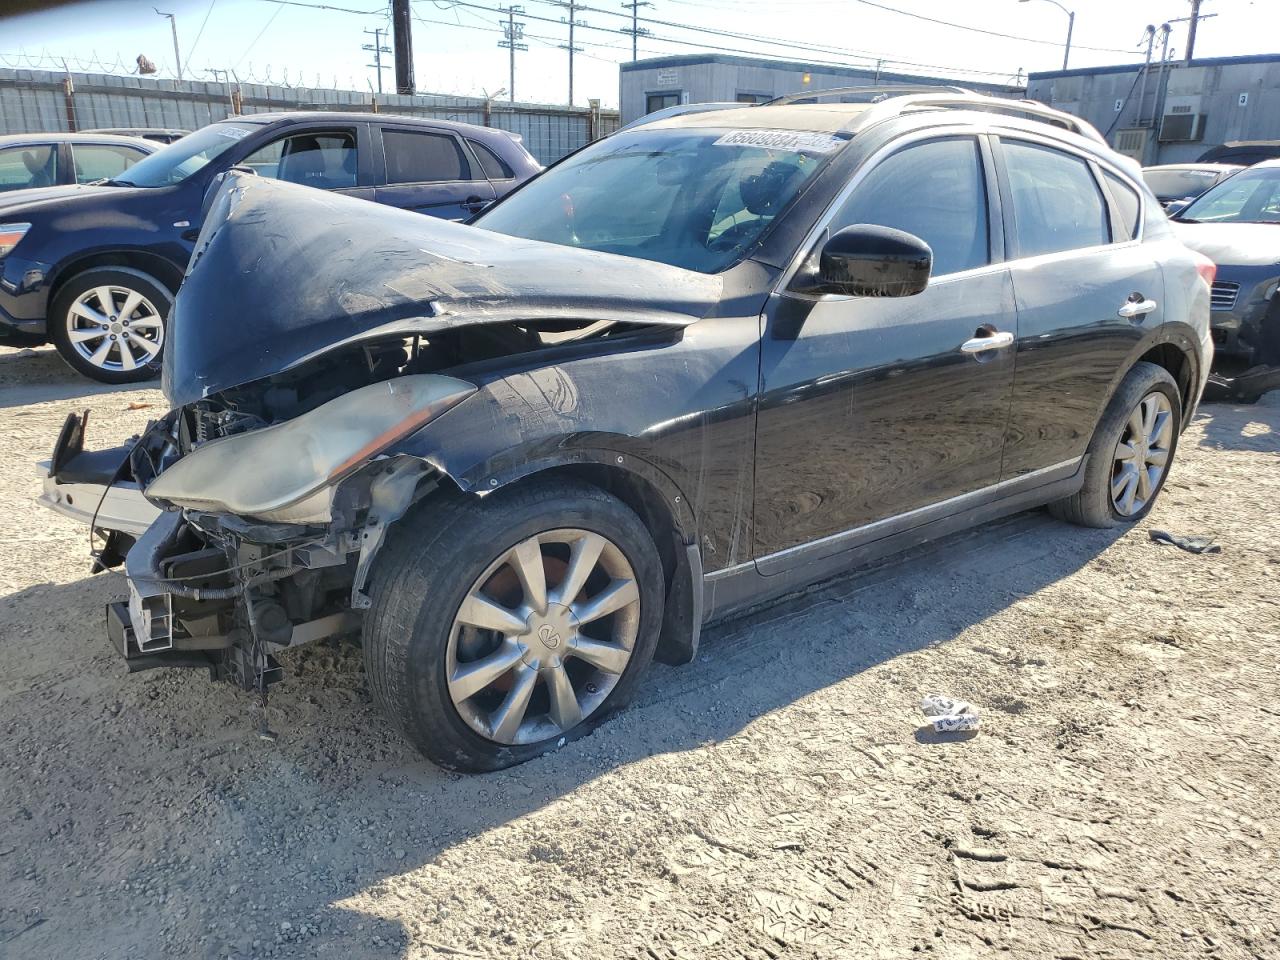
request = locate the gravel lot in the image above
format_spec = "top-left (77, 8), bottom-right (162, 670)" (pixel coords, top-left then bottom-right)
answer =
top-left (1, 343), bottom-right (1278, 960)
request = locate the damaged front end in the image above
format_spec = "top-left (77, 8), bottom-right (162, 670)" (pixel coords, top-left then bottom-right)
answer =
top-left (98, 173), bottom-right (715, 695)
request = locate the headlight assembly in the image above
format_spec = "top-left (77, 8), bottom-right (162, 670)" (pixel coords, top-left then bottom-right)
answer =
top-left (0, 223), bottom-right (31, 258)
top-left (146, 374), bottom-right (475, 523)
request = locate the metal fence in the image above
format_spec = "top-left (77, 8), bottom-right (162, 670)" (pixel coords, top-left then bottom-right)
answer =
top-left (0, 68), bottom-right (620, 164)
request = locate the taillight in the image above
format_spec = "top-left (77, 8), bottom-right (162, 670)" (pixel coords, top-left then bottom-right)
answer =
top-left (1193, 253), bottom-right (1217, 287)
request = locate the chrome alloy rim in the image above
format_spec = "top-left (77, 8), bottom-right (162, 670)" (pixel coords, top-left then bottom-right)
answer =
top-left (1111, 391), bottom-right (1173, 517)
top-left (446, 529), bottom-right (641, 746)
top-left (66, 285), bottom-right (163, 372)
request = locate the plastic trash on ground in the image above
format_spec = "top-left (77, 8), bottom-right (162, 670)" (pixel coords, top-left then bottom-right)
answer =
top-left (920, 694), bottom-right (981, 733)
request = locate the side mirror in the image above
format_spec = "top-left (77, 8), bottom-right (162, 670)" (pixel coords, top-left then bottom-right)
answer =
top-left (793, 224), bottom-right (932, 298)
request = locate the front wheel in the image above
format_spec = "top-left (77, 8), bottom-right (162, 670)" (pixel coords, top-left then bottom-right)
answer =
top-left (363, 479), bottom-right (665, 772)
top-left (1049, 361), bottom-right (1182, 528)
top-left (49, 267), bottom-right (171, 384)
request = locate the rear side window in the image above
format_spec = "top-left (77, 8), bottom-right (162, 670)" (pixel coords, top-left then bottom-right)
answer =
top-left (1103, 171), bottom-right (1141, 241)
top-left (383, 129), bottom-right (469, 183)
top-left (0, 144), bottom-right (58, 191)
top-left (468, 139), bottom-right (514, 180)
top-left (1002, 140), bottom-right (1109, 257)
top-left (830, 137), bottom-right (990, 277)
top-left (71, 143), bottom-right (148, 183)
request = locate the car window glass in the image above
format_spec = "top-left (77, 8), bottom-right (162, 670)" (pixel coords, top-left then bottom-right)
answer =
top-left (114, 122), bottom-right (254, 187)
top-left (383, 130), bottom-right (469, 184)
top-left (467, 139), bottom-right (514, 180)
top-left (1003, 140), bottom-right (1109, 257)
top-left (1103, 171), bottom-right (1141, 241)
top-left (243, 131), bottom-right (358, 189)
top-left (830, 137), bottom-right (990, 276)
top-left (0, 144), bottom-right (58, 192)
top-left (71, 143), bottom-right (147, 183)
top-left (1180, 167), bottom-right (1280, 223)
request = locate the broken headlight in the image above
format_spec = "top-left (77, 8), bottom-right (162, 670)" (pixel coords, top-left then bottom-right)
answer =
top-left (145, 374), bottom-right (475, 523)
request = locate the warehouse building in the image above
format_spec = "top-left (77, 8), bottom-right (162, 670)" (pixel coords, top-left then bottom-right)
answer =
top-left (619, 53), bottom-right (1025, 125)
top-left (1026, 53), bottom-right (1280, 165)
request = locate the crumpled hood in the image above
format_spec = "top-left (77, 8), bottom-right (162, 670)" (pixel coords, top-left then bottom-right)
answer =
top-left (1174, 222), bottom-right (1280, 267)
top-left (164, 174), bottom-right (723, 407)
top-left (0, 183), bottom-right (105, 214)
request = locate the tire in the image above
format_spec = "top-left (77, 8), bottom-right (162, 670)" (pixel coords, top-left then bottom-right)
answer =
top-left (1049, 361), bottom-right (1182, 529)
top-left (49, 267), bottom-right (172, 384)
top-left (363, 479), bottom-right (665, 772)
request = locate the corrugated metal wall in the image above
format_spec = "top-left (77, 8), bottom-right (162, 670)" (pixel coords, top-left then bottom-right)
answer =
top-left (0, 69), bottom-right (619, 164)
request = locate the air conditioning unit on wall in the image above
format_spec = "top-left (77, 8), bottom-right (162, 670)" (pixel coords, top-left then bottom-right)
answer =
top-left (1159, 107), bottom-right (1207, 142)
top-left (1112, 128), bottom-right (1149, 160)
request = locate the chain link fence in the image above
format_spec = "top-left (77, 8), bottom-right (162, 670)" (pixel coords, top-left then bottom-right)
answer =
top-left (0, 68), bottom-right (620, 164)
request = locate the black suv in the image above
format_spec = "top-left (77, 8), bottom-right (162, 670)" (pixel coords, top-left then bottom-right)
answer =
top-left (0, 112), bottom-right (539, 382)
top-left (54, 90), bottom-right (1212, 772)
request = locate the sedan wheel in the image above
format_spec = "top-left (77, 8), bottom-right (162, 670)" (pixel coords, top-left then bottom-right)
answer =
top-left (447, 529), bottom-right (641, 746)
top-left (1110, 391), bottom-right (1174, 517)
top-left (65, 284), bottom-right (164, 375)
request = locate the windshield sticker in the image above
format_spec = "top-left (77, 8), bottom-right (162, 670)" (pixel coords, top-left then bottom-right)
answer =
top-left (214, 127), bottom-right (250, 140)
top-left (713, 129), bottom-right (844, 154)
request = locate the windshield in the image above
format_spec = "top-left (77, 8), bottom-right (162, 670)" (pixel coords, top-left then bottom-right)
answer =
top-left (113, 122), bottom-right (255, 187)
top-left (474, 127), bottom-right (841, 273)
top-left (1143, 167), bottom-right (1224, 200)
top-left (1178, 166), bottom-right (1280, 223)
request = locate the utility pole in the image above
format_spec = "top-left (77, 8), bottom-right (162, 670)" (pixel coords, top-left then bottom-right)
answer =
top-left (1176, 0), bottom-right (1216, 62)
top-left (553, 0), bottom-right (586, 106)
top-left (391, 0), bottom-right (414, 94)
top-left (206, 67), bottom-right (235, 114)
top-left (1136, 25), bottom-right (1155, 125)
top-left (498, 6), bottom-right (526, 104)
top-left (153, 8), bottom-right (182, 81)
top-left (362, 28), bottom-right (391, 94)
top-left (620, 1), bottom-right (652, 61)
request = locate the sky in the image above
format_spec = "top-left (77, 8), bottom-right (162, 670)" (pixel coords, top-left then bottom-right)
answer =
top-left (1, 0), bottom-right (1277, 109)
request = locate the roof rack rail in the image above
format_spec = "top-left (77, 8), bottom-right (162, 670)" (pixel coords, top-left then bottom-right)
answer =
top-left (851, 92), bottom-right (1107, 145)
top-left (765, 84), bottom-right (973, 106)
top-left (614, 101), bottom-right (742, 134)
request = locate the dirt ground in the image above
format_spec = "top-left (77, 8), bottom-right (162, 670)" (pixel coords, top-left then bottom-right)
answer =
top-left (1, 343), bottom-right (1277, 960)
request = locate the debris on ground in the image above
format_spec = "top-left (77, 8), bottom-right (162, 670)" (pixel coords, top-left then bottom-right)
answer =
top-left (919, 694), bottom-right (981, 732)
top-left (1149, 529), bottom-right (1222, 554)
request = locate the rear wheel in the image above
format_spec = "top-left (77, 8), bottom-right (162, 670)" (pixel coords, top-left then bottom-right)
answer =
top-left (363, 479), bottom-right (665, 772)
top-left (1049, 361), bottom-right (1181, 528)
top-left (49, 267), bottom-right (171, 384)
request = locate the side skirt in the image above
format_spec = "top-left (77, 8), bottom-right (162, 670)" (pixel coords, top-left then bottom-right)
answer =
top-left (701, 458), bottom-right (1085, 624)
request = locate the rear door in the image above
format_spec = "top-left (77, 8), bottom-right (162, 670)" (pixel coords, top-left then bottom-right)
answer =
top-left (372, 125), bottom-right (496, 219)
top-left (994, 135), bottom-right (1165, 480)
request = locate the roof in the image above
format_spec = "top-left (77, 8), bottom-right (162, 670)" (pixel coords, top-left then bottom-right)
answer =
top-left (0, 132), bottom-right (157, 148)
top-left (218, 111), bottom-right (506, 137)
top-left (645, 102), bottom-right (872, 134)
top-left (620, 53), bottom-right (1023, 95)
top-left (1143, 163), bottom-right (1244, 173)
top-left (1029, 52), bottom-right (1280, 81)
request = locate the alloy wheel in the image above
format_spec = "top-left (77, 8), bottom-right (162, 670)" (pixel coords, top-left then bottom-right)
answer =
top-left (65, 285), bottom-right (163, 373)
top-left (446, 528), bottom-right (641, 745)
top-left (1110, 390), bottom-right (1173, 517)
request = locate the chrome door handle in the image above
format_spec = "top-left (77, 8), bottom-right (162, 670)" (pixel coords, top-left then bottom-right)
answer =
top-left (1118, 298), bottom-right (1158, 318)
top-left (960, 330), bottom-right (1015, 354)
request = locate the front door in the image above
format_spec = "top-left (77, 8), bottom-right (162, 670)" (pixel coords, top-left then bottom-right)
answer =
top-left (993, 136), bottom-right (1166, 479)
top-left (753, 135), bottom-right (1017, 566)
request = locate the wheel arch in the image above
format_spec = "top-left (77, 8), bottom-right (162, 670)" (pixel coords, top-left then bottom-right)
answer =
top-left (48, 250), bottom-right (184, 306)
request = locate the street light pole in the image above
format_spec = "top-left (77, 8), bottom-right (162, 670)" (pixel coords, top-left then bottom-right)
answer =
top-left (1018, 0), bottom-right (1075, 71)
top-left (154, 7), bottom-right (182, 81)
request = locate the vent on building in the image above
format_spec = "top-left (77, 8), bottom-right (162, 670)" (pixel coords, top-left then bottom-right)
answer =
top-left (1168, 104), bottom-right (1192, 115)
top-left (1159, 112), bottom-right (1206, 142)
top-left (1113, 128), bottom-right (1149, 160)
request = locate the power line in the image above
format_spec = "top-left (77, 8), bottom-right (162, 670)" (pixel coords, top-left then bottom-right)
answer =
top-left (185, 0), bottom-right (219, 64)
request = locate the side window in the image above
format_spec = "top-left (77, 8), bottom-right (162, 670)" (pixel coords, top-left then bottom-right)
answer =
top-left (1103, 170), bottom-right (1141, 241)
top-left (242, 131), bottom-right (358, 189)
top-left (467, 139), bottom-right (514, 180)
top-left (831, 137), bottom-right (990, 277)
top-left (382, 130), bottom-right (469, 184)
top-left (0, 144), bottom-right (58, 192)
top-left (71, 143), bottom-right (147, 183)
top-left (1002, 140), bottom-right (1109, 257)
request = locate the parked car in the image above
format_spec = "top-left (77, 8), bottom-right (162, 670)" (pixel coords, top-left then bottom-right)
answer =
top-left (44, 90), bottom-right (1211, 772)
top-left (0, 132), bottom-right (157, 193)
top-left (0, 112), bottom-right (540, 382)
top-left (1143, 162), bottom-right (1242, 214)
top-left (1197, 140), bottom-right (1280, 167)
top-left (1172, 159), bottom-right (1280, 398)
top-left (84, 127), bottom-right (189, 144)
